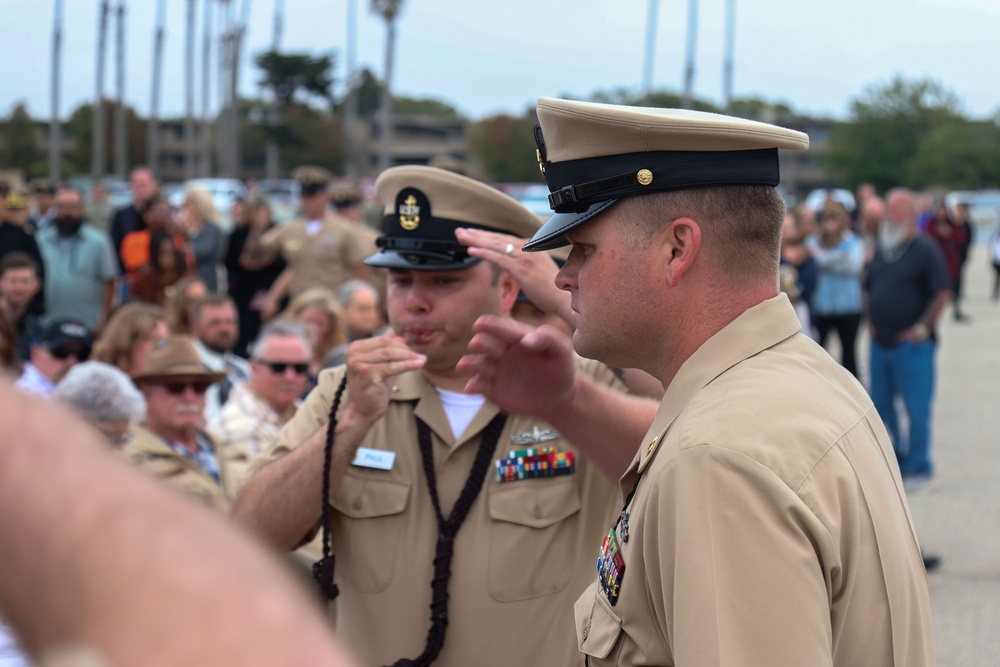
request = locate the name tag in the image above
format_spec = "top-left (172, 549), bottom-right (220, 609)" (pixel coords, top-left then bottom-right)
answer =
top-left (352, 447), bottom-right (396, 471)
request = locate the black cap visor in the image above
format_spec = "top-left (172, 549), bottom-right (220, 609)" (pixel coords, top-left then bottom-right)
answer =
top-left (523, 200), bottom-right (619, 252)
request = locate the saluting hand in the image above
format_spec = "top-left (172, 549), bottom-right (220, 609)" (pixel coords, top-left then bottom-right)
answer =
top-left (455, 228), bottom-right (572, 325)
top-left (457, 315), bottom-right (576, 420)
top-left (344, 330), bottom-right (426, 425)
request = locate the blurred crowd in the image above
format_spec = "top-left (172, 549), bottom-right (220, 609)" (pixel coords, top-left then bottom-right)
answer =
top-left (0, 156), bottom-right (979, 665)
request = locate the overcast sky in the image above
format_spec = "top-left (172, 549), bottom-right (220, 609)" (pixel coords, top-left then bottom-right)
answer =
top-left (2, 0), bottom-right (999, 123)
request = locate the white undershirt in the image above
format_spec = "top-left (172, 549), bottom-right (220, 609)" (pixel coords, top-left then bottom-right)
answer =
top-left (435, 388), bottom-right (486, 442)
top-left (305, 220), bottom-right (324, 236)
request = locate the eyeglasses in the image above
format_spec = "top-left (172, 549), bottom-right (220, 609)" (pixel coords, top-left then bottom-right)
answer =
top-left (49, 346), bottom-right (90, 361)
top-left (255, 360), bottom-right (309, 375)
top-left (152, 380), bottom-right (213, 396)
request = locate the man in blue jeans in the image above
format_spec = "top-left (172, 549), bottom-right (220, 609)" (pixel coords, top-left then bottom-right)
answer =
top-left (865, 187), bottom-right (952, 493)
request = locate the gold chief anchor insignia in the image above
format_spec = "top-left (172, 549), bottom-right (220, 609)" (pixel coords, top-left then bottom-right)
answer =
top-left (399, 195), bottom-right (421, 230)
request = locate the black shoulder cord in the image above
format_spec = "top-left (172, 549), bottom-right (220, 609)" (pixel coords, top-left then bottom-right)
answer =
top-left (311, 375), bottom-right (508, 667)
top-left (312, 374), bottom-right (349, 602)
top-left (394, 413), bottom-right (507, 667)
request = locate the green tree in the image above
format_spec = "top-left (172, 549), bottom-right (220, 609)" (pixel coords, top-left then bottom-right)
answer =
top-left (824, 76), bottom-right (965, 192)
top-left (906, 119), bottom-right (1000, 189)
top-left (65, 100), bottom-right (148, 176)
top-left (241, 98), bottom-right (344, 175)
top-left (467, 111), bottom-right (541, 183)
top-left (1, 103), bottom-right (43, 178)
top-left (393, 96), bottom-right (463, 119)
top-left (255, 50), bottom-right (336, 107)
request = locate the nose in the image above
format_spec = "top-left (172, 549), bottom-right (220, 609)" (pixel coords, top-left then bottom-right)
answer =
top-left (403, 281), bottom-right (431, 313)
top-left (555, 250), bottom-right (580, 292)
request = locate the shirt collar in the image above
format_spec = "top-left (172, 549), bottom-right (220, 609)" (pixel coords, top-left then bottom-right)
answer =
top-left (633, 294), bottom-right (802, 475)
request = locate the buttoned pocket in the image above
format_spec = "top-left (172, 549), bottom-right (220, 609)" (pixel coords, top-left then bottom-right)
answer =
top-left (331, 473), bottom-right (411, 593)
top-left (575, 581), bottom-right (623, 663)
top-left (487, 476), bottom-right (582, 602)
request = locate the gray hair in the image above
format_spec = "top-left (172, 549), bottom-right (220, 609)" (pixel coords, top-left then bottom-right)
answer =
top-left (337, 279), bottom-right (379, 308)
top-left (54, 361), bottom-right (146, 423)
top-left (251, 318), bottom-right (313, 359)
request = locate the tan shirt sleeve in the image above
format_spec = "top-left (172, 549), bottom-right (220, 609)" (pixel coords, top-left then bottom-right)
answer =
top-left (255, 223), bottom-right (286, 258)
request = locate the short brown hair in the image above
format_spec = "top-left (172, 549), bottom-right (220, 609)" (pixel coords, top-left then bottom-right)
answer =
top-left (618, 185), bottom-right (786, 282)
top-left (0, 251), bottom-right (40, 278)
top-left (190, 293), bottom-right (236, 325)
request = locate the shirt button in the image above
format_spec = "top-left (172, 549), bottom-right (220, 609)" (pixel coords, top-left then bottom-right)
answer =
top-left (448, 454), bottom-right (458, 465)
top-left (351, 498), bottom-right (362, 510)
top-left (582, 625), bottom-right (590, 640)
top-left (533, 505), bottom-right (542, 520)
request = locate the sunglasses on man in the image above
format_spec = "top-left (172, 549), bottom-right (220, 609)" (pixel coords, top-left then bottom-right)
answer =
top-left (255, 359), bottom-right (310, 375)
top-left (49, 346), bottom-right (91, 361)
top-left (150, 380), bottom-right (214, 396)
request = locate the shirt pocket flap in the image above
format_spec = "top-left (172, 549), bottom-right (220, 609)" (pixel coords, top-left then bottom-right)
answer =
top-left (488, 478), bottom-right (581, 529)
top-left (575, 584), bottom-right (623, 659)
top-left (331, 474), bottom-right (411, 519)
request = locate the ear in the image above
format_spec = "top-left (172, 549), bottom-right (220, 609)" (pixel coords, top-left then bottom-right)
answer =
top-left (497, 270), bottom-right (520, 315)
top-left (660, 217), bottom-right (703, 288)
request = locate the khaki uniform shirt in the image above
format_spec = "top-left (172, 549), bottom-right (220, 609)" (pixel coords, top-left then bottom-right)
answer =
top-left (125, 425), bottom-right (243, 511)
top-left (257, 212), bottom-right (370, 298)
top-left (574, 295), bottom-right (934, 667)
top-left (252, 358), bottom-right (625, 667)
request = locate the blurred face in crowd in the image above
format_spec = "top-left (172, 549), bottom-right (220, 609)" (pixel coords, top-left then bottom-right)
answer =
top-left (300, 190), bottom-right (330, 221)
top-left (92, 182), bottom-right (108, 203)
top-left (6, 206), bottom-right (29, 227)
top-left (31, 342), bottom-right (89, 383)
top-left (249, 334), bottom-right (311, 413)
top-left (881, 191), bottom-right (917, 250)
top-left (343, 287), bottom-right (381, 339)
top-left (35, 192), bottom-right (54, 215)
top-left (142, 375), bottom-right (209, 437)
top-left (131, 169), bottom-right (158, 203)
top-left (144, 199), bottom-right (173, 232)
top-left (54, 190), bottom-right (86, 237)
top-left (297, 306), bottom-right (332, 349)
top-left (156, 238), bottom-right (179, 273)
top-left (130, 319), bottom-right (170, 373)
top-left (191, 302), bottom-right (239, 354)
top-left (0, 267), bottom-right (41, 312)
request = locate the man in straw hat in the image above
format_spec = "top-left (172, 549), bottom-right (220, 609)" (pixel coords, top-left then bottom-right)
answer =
top-left (233, 165), bottom-right (657, 667)
top-left (127, 335), bottom-right (244, 510)
top-left (458, 98), bottom-right (934, 666)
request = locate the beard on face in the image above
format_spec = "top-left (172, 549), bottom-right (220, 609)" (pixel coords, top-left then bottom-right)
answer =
top-left (878, 220), bottom-right (910, 252)
top-left (54, 216), bottom-right (84, 237)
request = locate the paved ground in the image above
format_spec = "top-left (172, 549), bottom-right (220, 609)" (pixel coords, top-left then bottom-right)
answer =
top-left (838, 246), bottom-right (1000, 666)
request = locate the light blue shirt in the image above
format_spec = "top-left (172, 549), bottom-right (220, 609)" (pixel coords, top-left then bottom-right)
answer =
top-left (807, 232), bottom-right (865, 316)
top-left (36, 224), bottom-right (119, 330)
top-left (14, 362), bottom-right (56, 396)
